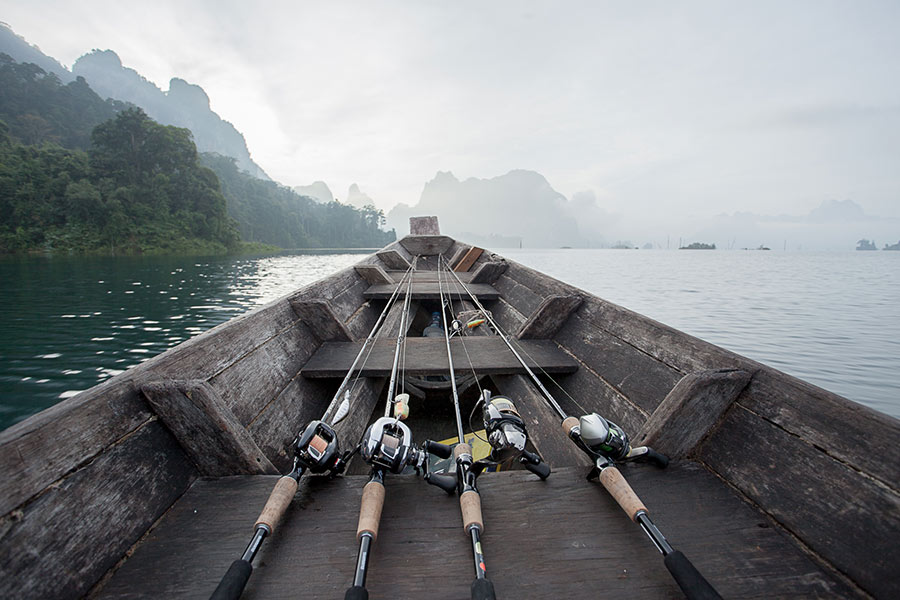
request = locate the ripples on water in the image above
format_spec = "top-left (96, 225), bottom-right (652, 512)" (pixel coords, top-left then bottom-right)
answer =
top-left (1, 249), bottom-right (897, 430)
top-left (504, 249), bottom-right (900, 419)
top-left (0, 252), bottom-right (367, 430)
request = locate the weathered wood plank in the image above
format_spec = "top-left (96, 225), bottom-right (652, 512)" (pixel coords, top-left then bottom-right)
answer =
top-left (210, 322), bottom-right (320, 425)
top-left (454, 246), bottom-right (484, 271)
top-left (363, 282), bottom-right (500, 301)
top-left (247, 376), bottom-right (386, 474)
top-left (737, 369), bottom-right (900, 490)
top-left (150, 297), bottom-right (305, 381)
top-left (492, 374), bottom-right (591, 468)
top-left (399, 235), bottom-right (455, 256)
top-left (140, 380), bottom-right (278, 476)
top-left (0, 421), bottom-right (196, 600)
top-left (568, 295), bottom-right (750, 376)
top-left (635, 369), bottom-right (752, 458)
top-left (492, 272), bottom-right (545, 319)
top-left (354, 264), bottom-right (393, 285)
top-left (447, 242), bottom-right (469, 267)
top-left (699, 404), bottom-right (900, 599)
top-left (552, 367), bottom-right (649, 435)
top-left (289, 299), bottom-right (353, 342)
top-left (409, 215), bottom-right (440, 234)
top-left (380, 298), bottom-right (419, 340)
top-left (377, 249), bottom-right (411, 270)
top-left (517, 294), bottom-right (583, 340)
top-left (302, 338), bottom-right (578, 378)
top-left (554, 310), bottom-right (683, 415)
top-left (489, 296), bottom-right (527, 335)
top-left (470, 260), bottom-right (508, 284)
top-left (386, 270), bottom-right (475, 284)
top-left (95, 464), bottom-right (857, 599)
top-left (0, 382), bottom-right (150, 516)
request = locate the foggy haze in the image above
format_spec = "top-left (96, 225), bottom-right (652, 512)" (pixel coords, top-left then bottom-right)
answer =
top-left (3, 1), bottom-right (899, 250)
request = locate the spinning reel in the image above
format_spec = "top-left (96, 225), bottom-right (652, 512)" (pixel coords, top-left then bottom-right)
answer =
top-left (568, 413), bottom-right (669, 477)
top-left (290, 420), bottom-right (354, 478)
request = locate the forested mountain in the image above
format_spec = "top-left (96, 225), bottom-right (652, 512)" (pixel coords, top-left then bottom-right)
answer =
top-left (0, 22), bottom-right (72, 82)
top-left (73, 50), bottom-right (269, 180)
top-left (0, 53), bottom-right (130, 148)
top-left (202, 153), bottom-right (394, 248)
top-left (0, 108), bottom-right (239, 253)
top-left (0, 49), bottom-right (395, 253)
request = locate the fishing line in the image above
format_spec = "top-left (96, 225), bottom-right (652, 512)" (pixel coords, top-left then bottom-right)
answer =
top-left (384, 256), bottom-right (417, 417)
top-left (440, 255), bottom-right (489, 443)
top-left (325, 260), bottom-right (416, 425)
top-left (442, 263), bottom-right (588, 418)
top-left (439, 255), bottom-right (485, 402)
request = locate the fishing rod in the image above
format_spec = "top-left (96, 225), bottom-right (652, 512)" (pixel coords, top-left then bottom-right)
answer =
top-left (210, 263), bottom-right (417, 600)
top-left (441, 261), bottom-right (722, 600)
top-left (419, 257), bottom-right (550, 600)
top-left (346, 257), bottom-right (455, 599)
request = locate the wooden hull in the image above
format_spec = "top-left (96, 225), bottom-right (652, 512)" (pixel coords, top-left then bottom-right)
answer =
top-left (1, 234), bottom-right (897, 599)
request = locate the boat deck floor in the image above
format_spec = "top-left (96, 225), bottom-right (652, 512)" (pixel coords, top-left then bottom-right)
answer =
top-left (97, 463), bottom-right (854, 599)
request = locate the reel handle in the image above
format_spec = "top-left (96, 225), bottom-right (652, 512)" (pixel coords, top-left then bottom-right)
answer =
top-left (425, 472), bottom-right (458, 494)
top-left (522, 458), bottom-right (551, 480)
top-left (644, 448), bottom-right (669, 469)
top-left (425, 440), bottom-right (453, 459)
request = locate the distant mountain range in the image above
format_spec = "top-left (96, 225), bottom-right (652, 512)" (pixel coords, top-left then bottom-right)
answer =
top-left (0, 23), bottom-right (267, 180)
top-left (388, 170), bottom-right (608, 248)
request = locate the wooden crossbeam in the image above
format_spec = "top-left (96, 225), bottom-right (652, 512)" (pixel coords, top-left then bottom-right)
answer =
top-left (300, 337), bottom-right (577, 378)
top-left (363, 282), bottom-right (499, 301)
top-left (385, 270), bottom-right (475, 284)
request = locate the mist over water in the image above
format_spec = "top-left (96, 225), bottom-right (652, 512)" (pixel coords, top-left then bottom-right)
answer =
top-left (1, 249), bottom-right (897, 431)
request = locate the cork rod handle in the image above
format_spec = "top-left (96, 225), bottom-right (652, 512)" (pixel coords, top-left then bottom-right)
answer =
top-left (460, 490), bottom-right (484, 533)
top-left (255, 475), bottom-right (299, 533)
top-left (356, 480), bottom-right (386, 541)
top-left (598, 466), bottom-right (647, 521)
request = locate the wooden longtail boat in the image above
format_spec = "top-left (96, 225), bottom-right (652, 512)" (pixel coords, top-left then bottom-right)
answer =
top-left (1, 217), bottom-right (897, 599)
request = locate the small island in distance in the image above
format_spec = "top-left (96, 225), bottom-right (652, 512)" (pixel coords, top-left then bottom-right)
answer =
top-left (857, 239), bottom-right (900, 251)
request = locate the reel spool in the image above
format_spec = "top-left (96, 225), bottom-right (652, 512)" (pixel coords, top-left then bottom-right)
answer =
top-left (482, 392), bottom-right (528, 463)
top-left (361, 416), bottom-right (419, 474)
top-left (294, 420), bottom-right (344, 475)
top-left (577, 413), bottom-right (669, 468)
top-left (479, 391), bottom-right (550, 479)
top-left (578, 413), bottom-right (630, 461)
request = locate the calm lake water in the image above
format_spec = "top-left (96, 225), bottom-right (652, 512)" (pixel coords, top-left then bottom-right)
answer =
top-left (1, 249), bottom-right (897, 431)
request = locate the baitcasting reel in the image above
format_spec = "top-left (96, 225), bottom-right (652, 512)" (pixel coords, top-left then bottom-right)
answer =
top-left (360, 416), bottom-right (453, 476)
top-left (291, 420), bottom-right (354, 478)
top-left (479, 390), bottom-right (550, 479)
top-left (361, 417), bottom-right (417, 474)
top-left (571, 413), bottom-right (669, 477)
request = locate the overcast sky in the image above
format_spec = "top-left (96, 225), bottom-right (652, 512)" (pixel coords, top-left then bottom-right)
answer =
top-left (4, 1), bottom-right (899, 239)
